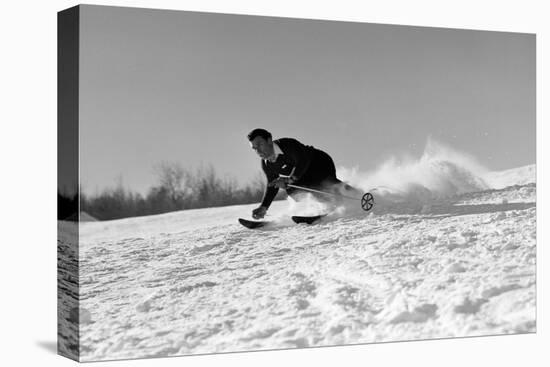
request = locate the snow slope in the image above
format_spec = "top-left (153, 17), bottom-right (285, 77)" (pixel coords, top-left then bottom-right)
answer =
top-left (58, 164), bottom-right (536, 361)
top-left (484, 164), bottom-right (536, 189)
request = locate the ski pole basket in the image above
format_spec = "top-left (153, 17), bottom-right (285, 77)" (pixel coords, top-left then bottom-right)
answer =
top-left (361, 192), bottom-right (375, 211)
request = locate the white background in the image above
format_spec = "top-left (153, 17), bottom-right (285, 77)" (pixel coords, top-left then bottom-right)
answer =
top-left (0, 0), bottom-right (546, 366)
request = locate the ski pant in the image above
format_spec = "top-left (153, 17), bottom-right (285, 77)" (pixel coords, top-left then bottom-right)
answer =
top-left (286, 149), bottom-right (343, 199)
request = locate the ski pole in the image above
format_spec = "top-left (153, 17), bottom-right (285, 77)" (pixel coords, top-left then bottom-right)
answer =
top-left (286, 184), bottom-right (374, 211)
top-left (287, 184), bottom-right (358, 200)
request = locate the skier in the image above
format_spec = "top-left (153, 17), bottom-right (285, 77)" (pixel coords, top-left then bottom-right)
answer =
top-left (247, 128), bottom-right (360, 219)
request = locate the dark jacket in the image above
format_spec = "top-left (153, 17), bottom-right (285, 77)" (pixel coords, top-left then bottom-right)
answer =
top-left (260, 138), bottom-right (315, 208)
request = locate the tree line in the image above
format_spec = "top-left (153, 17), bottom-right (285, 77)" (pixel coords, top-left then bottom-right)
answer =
top-left (58, 162), bottom-right (282, 221)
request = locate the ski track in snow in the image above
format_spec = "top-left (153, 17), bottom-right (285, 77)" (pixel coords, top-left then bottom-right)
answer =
top-left (59, 181), bottom-right (536, 361)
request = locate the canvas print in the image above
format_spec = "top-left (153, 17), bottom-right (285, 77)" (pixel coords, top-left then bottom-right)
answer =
top-left (57, 5), bottom-right (536, 362)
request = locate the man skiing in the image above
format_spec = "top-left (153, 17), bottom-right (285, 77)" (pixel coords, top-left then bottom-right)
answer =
top-left (247, 128), bottom-right (359, 219)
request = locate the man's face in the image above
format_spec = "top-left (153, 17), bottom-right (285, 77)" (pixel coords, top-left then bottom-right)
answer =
top-left (250, 136), bottom-right (274, 159)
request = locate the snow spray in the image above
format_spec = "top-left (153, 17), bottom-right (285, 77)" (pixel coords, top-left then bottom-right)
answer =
top-left (339, 138), bottom-right (490, 206)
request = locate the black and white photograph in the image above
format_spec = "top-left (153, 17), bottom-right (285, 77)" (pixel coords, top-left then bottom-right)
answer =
top-left (57, 3), bottom-right (536, 363)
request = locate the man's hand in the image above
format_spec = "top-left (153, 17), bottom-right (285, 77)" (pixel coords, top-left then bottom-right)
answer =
top-left (268, 176), bottom-right (293, 189)
top-left (252, 206), bottom-right (268, 219)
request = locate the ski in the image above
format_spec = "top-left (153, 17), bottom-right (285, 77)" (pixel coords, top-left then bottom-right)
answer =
top-left (238, 218), bottom-right (270, 229)
top-left (239, 214), bottom-right (327, 229)
top-left (291, 214), bottom-right (327, 224)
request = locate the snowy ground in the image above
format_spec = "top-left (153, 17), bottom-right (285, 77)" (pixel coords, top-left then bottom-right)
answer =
top-left (58, 164), bottom-right (536, 362)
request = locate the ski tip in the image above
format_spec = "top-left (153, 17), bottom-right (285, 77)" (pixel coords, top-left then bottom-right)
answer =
top-left (291, 214), bottom-right (327, 224)
top-left (238, 218), bottom-right (268, 229)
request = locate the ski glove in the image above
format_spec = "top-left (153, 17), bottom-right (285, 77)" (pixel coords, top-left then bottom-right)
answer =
top-left (268, 176), bottom-right (293, 189)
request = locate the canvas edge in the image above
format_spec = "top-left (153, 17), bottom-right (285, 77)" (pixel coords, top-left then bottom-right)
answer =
top-left (57, 4), bottom-right (81, 362)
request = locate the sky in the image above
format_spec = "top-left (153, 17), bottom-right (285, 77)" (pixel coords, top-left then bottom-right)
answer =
top-left (79, 5), bottom-right (535, 196)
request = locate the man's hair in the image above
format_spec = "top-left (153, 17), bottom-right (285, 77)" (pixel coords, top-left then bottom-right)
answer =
top-left (247, 128), bottom-right (272, 141)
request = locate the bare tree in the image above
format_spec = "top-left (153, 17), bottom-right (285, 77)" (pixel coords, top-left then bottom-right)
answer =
top-left (251, 171), bottom-right (266, 193)
top-left (80, 162), bottom-right (285, 220)
top-left (153, 161), bottom-right (191, 207)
